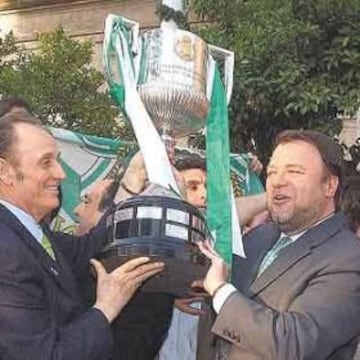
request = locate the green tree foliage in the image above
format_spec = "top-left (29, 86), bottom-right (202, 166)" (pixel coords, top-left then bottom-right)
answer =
top-left (0, 31), bottom-right (18, 66)
top-left (192, 0), bottom-right (360, 159)
top-left (0, 27), bottom-right (133, 139)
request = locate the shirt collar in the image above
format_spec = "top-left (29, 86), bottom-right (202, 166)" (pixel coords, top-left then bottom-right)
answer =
top-left (0, 200), bottom-right (43, 242)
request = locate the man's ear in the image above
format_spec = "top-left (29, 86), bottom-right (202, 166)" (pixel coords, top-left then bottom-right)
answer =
top-left (325, 175), bottom-right (339, 199)
top-left (0, 158), bottom-right (14, 186)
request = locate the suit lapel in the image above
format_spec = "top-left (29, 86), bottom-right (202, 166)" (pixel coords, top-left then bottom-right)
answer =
top-left (232, 223), bottom-right (280, 294)
top-left (42, 226), bottom-right (81, 300)
top-left (249, 213), bottom-right (346, 297)
top-left (249, 237), bottom-right (312, 296)
top-left (0, 205), bottom-right (79, 300)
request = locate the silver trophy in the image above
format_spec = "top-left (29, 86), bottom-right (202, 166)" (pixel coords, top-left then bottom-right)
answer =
top-left (101, 10), bottom-right (234, 296)
top-left (138, 28), bottom-right (209, 138)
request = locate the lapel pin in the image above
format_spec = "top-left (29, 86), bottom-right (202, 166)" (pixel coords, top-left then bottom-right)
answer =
top-left (50, 266), bottom-right (59, 276)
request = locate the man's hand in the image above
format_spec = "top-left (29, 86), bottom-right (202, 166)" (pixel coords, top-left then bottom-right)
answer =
top-left (92, 257), bottom-right (164, 322)
top-left (197, 241), bottom-right (228, 296)
top-left (114, 148), bottom-right (187, 202)
top-left (248, 153), bottom-right (263, 174)
top-left (114, 152), bottom-right (147, 202)
top-left (174, 296), bottom-right (206, 316)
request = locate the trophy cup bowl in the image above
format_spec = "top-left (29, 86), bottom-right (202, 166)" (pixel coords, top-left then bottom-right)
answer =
top-left (138, 28), bottom-right (210, 138)
top-left (101, 185), bottom-right (210, 297)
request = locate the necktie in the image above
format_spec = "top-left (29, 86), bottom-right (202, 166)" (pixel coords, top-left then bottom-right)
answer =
top-left (41, 233), bottom-right (56, 260)
top-left (257, 235), bottom-right (293, 277)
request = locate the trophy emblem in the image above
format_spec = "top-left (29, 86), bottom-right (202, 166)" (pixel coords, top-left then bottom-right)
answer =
top-left (101, 5), bottom-right (234, 296)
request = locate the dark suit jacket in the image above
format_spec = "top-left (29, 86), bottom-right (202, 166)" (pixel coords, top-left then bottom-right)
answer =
top-left (211, 212), bottom-right (360, 359)
top-left (81, 271), bottom-right (175, 360)
top-left (111, 291), bottom-right (174, 360)
top-left (0, 204), bottom-right (113, 360)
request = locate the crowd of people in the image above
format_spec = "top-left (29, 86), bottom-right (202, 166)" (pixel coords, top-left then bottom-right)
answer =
top-left (0, 96), bottom-right (360, 360)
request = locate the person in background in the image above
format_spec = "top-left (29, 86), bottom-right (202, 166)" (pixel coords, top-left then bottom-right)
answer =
top-left (341, 176), bottom-right (360, 238)
top-left (74, 178), bottom-right (115, 236)
top-left (341, 175), bottom-right (360, 360)
top-left (0, 111), bottom-right (164, 360)
top-left (198, 130), bottom-right (360, 359)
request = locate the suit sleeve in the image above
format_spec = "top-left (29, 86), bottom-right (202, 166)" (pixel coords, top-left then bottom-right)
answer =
top-left (212, 252), bottom-right (360, 359)
top-left (0, 236), bottom-right (113, 360)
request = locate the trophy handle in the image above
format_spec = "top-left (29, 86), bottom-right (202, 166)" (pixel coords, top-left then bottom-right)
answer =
top-left (103, 14), bottom-right (141, 87)
top-left (208, 44), bottom-right (234, 104)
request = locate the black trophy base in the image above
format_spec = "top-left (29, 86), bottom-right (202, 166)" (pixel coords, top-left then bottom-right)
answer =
top-left (100, 238), bottom-right (209, 298)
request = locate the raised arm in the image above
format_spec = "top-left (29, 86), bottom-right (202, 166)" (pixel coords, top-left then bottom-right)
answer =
top-left (235, 193), bottom-right (266, 226)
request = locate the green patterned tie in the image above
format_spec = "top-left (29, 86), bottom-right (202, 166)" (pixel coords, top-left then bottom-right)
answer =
top-left (257, 235), bottom-right (293, 277)
top-left (41, 233), bottom-right (55, 260)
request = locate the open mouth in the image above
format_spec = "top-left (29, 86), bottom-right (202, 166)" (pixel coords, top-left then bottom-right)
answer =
top-left (45, 185), bottom-right (60, 193)
top-left (273, 194), bottom-right (291, 204)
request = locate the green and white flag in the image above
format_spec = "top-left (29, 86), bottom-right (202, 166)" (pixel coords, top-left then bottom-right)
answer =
top-left (49, 127), bottom-right (136, 233)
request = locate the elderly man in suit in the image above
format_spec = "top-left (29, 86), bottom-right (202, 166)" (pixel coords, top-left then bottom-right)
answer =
top-left (199, 130), bottom-right (360, 360)
top-left (0, 111), bottom-right (164, 360)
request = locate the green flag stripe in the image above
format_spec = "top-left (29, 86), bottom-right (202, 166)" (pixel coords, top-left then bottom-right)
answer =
top-left (206, 67), bottom-right (232, 266)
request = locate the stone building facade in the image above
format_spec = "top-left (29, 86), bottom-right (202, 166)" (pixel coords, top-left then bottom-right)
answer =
top-left (0, 0), bottom-right (160, 69)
